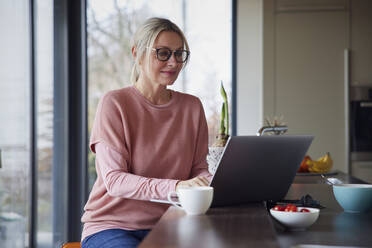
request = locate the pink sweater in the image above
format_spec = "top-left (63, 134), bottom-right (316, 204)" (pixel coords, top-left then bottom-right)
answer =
top-left (81, 86), bottom-right (212, 241)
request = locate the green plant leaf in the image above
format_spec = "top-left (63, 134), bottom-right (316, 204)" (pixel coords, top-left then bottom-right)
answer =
top-left (219, 103), bottom-right (225, 135)
top-left (220, 81), bottom-right (229, 136)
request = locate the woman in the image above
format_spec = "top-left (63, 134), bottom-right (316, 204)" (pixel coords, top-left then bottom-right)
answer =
top-left (81, 17), bottom-right (212, 248)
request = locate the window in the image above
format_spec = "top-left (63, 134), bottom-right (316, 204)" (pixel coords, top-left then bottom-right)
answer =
top-left (87, 0), bottom-right (232, 188)
top-left (0, 1), bottom-right (31, 247)
top-left (0, 1), bottom-right (54, 247)
top-left (36, 0), bottom-right (54, 247)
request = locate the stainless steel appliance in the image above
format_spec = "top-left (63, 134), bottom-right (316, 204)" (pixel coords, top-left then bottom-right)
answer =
top-left (350, 87), bottom-right (372, 183)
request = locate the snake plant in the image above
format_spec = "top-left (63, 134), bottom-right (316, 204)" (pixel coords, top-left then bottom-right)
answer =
top-left (213, 81), bottom-right (229, 147)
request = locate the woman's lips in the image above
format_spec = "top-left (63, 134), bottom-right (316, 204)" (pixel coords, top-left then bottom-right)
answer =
top-left (161, 71), bottom-right (176, 76)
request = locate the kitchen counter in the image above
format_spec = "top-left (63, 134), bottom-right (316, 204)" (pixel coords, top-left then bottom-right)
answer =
top-left (293, 170), bottom-right (366, 184)
top-left (139, 172), bottom-right (372, 248)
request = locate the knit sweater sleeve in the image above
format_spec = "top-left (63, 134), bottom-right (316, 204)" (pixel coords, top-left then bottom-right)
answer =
top-left (190, 99), bottom-right (213, 182)
top-left (89, 92), bottom-right (127, 154)
top-left (95, 142), bottom-right (179, 200)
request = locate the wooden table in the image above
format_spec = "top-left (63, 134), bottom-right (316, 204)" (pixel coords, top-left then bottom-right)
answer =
top-left (139, 172), bottom-right (372, 248)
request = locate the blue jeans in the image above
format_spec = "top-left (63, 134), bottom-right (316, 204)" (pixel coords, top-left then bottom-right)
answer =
top-left (82, 228), bottom-right (150, 248)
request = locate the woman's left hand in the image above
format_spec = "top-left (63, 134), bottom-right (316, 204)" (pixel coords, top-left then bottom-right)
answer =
top-left (175, 176), bottom-right (209, 191)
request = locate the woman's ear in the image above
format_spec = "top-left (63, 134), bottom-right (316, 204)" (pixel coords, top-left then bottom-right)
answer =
top-left (131, 46), bottom-right (137, 60)
top-left (132, 46), bottom-right (143, 65)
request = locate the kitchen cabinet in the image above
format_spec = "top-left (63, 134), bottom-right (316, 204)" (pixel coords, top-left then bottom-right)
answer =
top-left (237, 0), bottom-right (372, 175)
top-left (263, 0), bottom-right (348, 172)
top-left (350, 0), bottom-right (372, 86)
top-left (352, 161), bottom-right (372, 183)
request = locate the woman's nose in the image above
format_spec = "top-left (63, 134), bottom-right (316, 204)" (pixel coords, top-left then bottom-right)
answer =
top-left (166, 53), bottom-right (177, 65)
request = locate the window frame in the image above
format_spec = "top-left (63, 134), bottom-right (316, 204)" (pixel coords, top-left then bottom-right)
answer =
top-left (53, 0), bottom-right (88, 244)
top-left (29, 0), bottom-right (38, 245)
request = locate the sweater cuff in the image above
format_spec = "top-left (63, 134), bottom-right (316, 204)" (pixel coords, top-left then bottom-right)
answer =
top-left (168, 179), bottom-right (180, 195)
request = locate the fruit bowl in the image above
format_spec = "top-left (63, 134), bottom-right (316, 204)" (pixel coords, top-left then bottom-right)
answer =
top-left (270, 207), bottom-right (320, 230)
top-left (297, 152), bottom-right (333, 174)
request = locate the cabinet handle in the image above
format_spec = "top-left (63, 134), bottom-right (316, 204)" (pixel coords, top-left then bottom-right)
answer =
top-left (344, 49), bottom-right (350, 173)
top-left (360, 102), bottom-right (372, 107)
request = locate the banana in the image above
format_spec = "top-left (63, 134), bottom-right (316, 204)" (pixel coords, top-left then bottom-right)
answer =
top-left (306, 152), bottom-right (333, 173)
top-left (317, 152), bottom-right (331, 164)
top-left (309, 161), bottom-right (331, 173)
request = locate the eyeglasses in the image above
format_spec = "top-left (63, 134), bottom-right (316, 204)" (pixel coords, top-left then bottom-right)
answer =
top-left (149, 47), bottom-right (190, 63)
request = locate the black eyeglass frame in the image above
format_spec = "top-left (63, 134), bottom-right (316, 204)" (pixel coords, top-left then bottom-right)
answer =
top-left (149, 47), bottom-right (190, 63)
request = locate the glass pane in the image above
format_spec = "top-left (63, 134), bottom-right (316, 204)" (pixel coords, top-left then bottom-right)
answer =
top-left (171, 0), bottom-right (232, 145)
top-left (36, 0), bottom-right (54, 247)
top-left (87, 0), bottom-right (232, 188)
top-left (0, 1), bottom-right (30, 248)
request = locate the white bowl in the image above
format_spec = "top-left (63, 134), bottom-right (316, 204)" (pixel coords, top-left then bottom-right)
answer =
top-left (270, 207), bottom-right (320, 230)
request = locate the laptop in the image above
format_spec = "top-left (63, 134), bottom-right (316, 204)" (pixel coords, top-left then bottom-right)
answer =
top-left (210, 135), bottom-right (313, 207)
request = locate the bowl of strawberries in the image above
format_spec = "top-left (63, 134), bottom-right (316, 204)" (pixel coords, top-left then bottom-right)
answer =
top-left (270, 204), bottom-right (320, 230)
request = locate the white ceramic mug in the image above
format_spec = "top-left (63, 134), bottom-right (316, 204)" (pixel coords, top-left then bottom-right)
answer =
top-left (167, 186), bottom-right (214, 215)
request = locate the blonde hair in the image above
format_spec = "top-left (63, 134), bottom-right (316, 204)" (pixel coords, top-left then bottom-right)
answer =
top-left (130, 17), bottom-right (190, 84)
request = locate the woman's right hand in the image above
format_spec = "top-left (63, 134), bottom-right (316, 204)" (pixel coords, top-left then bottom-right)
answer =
top-left (175, 176), bottom-right (209, 191)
